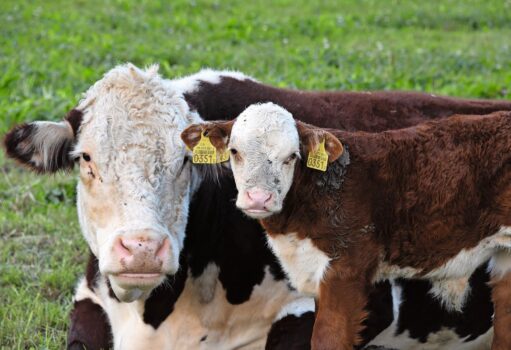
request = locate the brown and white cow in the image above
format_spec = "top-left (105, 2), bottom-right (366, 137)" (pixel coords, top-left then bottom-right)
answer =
top-left (4, 64), bottom-right (511, 349)
top-left (181, 103), bottom-right (511, 350)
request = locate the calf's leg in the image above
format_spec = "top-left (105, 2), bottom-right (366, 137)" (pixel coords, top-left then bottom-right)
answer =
top-left (312, 276), bottom-right (368, 350)
top-left (491, 270), bottom-right (511, 350)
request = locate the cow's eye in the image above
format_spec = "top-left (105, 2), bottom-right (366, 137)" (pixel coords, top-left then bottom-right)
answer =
top-left (230, 148), bottom-right (238, 155)
top-left (82, 153), bottom-right (91, 162)
top-left (284, 153), bottom-right (298, 164)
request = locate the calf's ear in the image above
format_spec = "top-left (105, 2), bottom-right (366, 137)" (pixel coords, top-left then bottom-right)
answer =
top-left (181, 120), bottom-right (234, 152)
top-left (296, 121), bottom-right (344, 163)
top-left (3, 109), bottom-right (82, 173)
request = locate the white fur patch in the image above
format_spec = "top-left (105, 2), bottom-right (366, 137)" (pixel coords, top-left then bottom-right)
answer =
top-left (429, 277), bottom-right (470, 312)
top-left (170, 68), bottom-right (255, 95)
top-left (73, 277), bottom-right (105, 308)
top-left (274, 297), bottom-right (315, 322)
top-left (25, 121), bottom-right (74, 170)
top-left (74, 264), bottom-right (305, 350)
top-left (266, 233), bottom-right (331, 296)
top-left (374, 226), bottom-right (511, 311)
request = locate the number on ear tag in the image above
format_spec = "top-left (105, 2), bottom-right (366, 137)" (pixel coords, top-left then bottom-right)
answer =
top-left (192, 132), bottom-right (230, 164)
top-left (306, 139), bottom-right (328, 171)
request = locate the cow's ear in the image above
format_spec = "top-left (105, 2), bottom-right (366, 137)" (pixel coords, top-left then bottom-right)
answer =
top-left (296, 121), bottom-right (344, 163)
top-left (181, 120), bottom-right (234, 152)
top-left (3, 109), bottom-right (83, 173)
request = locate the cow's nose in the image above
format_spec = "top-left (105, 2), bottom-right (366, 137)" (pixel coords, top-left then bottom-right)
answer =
top-left (245, 188), bottom-right (273, 209)
top-left (115, 236), bottom-right (169, 261)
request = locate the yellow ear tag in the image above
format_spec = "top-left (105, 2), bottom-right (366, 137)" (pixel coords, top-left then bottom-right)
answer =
top-left (217, 148), bottom-right (230, 163)
top-left (306, 139), bottom-right (328, 172)
top-left (192, 132), bottom-right (229, 164)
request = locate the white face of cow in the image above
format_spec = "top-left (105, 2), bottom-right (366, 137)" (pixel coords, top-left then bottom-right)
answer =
top-left (4, 64), bottom-right (199, 302)
top-left (181, 103), bottom-right (344, 220)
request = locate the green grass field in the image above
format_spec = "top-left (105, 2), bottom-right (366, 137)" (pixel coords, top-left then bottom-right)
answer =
top-left (1, 0), bottom-right (510, 348)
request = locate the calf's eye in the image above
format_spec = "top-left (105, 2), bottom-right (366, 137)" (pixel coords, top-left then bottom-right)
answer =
top-left (284, 153), bottom-right (297, 164)
top-left (230, 148), bottom-right (238, 155)
top-left (82, 153), bottom-right (91, 162)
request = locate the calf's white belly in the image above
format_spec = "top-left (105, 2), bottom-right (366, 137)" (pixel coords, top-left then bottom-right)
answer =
top-left (375, 226), bottom-right (511, 310)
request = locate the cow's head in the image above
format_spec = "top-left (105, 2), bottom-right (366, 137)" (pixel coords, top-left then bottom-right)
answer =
top-left (181, 102), bottom-right (343, 219)
top-left (4, 64), bottom-right (198, 301)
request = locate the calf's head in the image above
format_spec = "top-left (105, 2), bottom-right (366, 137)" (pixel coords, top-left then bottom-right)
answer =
top-left (4, 64), bottom-right (197, 301)
top-left (181, 102), bottom-right (343, 219)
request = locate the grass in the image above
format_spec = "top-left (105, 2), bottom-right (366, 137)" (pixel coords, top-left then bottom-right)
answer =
top-left (1, 0), bottom-right (510, 348)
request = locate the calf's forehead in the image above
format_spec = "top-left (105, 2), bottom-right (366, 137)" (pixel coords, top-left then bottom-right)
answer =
top-left (231, 104), bottom-right (299, 156)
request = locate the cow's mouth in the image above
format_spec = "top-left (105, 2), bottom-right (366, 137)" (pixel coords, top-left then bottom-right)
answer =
top-left (108, 273), bottom-right (166, 302)
top-left (243, 208), bottom-right (274, 219)
top-left (112, 272), bottom-right (164, 286)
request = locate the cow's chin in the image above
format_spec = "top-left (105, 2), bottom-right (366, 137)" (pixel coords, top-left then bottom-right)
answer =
top-left (108, 274), bottom-right (165, 302)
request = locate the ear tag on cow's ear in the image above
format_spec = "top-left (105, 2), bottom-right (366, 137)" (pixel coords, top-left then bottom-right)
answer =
top-left (306, 139), bottom-right (328, 172)
top-left (192, 132), bottom-right (230, 164)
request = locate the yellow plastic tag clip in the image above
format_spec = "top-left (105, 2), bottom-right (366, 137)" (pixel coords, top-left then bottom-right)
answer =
top-left (306, 139), bottom-right (328, 172)
top-left (192, 132), bottom-right (229, 164)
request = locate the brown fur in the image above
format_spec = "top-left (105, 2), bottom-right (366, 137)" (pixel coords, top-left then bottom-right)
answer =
top-left (185, 77), bottom-right (511, 132)
top-left (261, 111), bottom-right (511, 349)
top-left (491, 271), bottom-right (511, 350)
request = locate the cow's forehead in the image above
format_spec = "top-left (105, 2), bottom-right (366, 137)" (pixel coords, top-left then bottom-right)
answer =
top-left (73, 64), bottom-right (191, 169)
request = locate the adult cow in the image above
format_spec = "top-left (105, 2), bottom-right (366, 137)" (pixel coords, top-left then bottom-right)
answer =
top-left (3, 64), bottom-right (510, 349)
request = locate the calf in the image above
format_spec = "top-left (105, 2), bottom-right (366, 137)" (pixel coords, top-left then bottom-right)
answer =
top-left (181, 103), bottom-right (511, 350)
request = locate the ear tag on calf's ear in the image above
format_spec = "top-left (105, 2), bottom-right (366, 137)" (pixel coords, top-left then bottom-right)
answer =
top-left (217, 147), bottom-right (230, 163)
top-left (192, 132), bottom-right (229, 164)
top-left (307, 139), bottom-right (328, 172)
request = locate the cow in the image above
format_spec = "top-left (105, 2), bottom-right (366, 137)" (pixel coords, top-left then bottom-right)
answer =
top-left (180, 102), bottom-right (511, 350)
top-left (4, 63), bottom-right (511, 349)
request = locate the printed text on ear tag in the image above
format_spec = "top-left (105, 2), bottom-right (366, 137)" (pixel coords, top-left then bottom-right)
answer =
top-left (192, 132), bottom-right (230, 164)
top-left (307, 139), bottom-right (328, 171)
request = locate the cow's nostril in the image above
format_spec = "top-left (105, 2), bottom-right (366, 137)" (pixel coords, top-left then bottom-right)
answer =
top-left (116, 237), bottom-right (133, 257)
top-left (156, 238), bottom-right (170, 260)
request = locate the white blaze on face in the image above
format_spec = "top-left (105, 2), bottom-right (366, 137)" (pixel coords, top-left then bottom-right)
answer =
top-left (228, 103), bottom-right (300, 218)
top-left (73, 64), bottom-right (198, 301)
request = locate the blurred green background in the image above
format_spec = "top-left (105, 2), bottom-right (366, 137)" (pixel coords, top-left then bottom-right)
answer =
top-left (1, 0), bottom-right (510, 348)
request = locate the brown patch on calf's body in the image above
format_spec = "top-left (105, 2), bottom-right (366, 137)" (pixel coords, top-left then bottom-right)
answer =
top-left (261, 111), bottom-right (511, 349)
